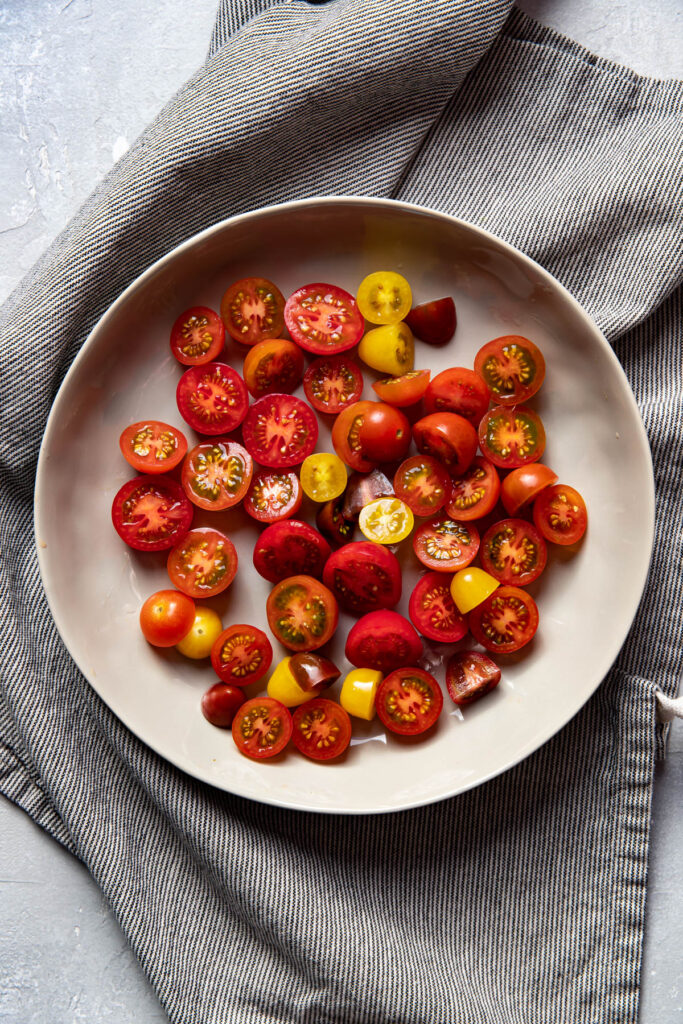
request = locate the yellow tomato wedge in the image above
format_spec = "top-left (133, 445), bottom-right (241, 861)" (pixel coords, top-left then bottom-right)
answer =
top-left (450, 567), bottom-right (500, 615)
top-left (267, 657), bottom-right (315, 707)
top-left (300, 452), bottom-right (347, 503)
top-left (340, 668), bottom-right (383, 720)
top-left (175, 606), bottom-right (223, 659)
top-left (356, 271), bottom-right (412, 325)
top-left (358, 497), bottom-right (414, 544)
top-left (358, 323), bottom-right (414, 376)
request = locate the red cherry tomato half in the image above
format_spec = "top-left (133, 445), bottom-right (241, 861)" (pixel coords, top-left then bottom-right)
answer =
top-left (211, 624), bottom-right (273, 686)
top-left (169, 306), bottom-right (225, 366)
top-left (119, 420), bottom-right (188, 475)
top-left (446, 651), bottom-right (501, 706)
top-left (111, 475), bottom-right (193, 552)
top-left (501, 463), bottom-right (558, 515)
top-left (533, 484), bottom-right (588, 546)
top-left (423, 367), bottom-right (489, 426)
top-left (413, 517), bottom-right (479, 572)
top-left (404, 297), bottom-right (456, 346)
top-left (253, 520), bottom-right (332, 584)
top-left (413, 412), bottom-right (478, 475)
top-left (244, 469), bottom-right (302, 523)
top-left (323, 540), bottom-right (402, 616)
top-left (316, 496), bottom-right (355, 547)
top-left (266, 575), bottom-right (339, 652)
top-left (468, 585), bottom-right (539, 654)
top-left (284, 283), bottom-right (364, 355)
top-left (357, 402), bottom-right (412, 464)
top-left (232, 697), bottom-right (293, 760)
top-left (372, 370), bottom-right (431, 407)
top-left (181, 440), bottom-right (253, 511)
top-left (291, 698), bottom-right (352, 761)
top-left (409, 572), bottom-right (468, 643)
top-left (201, 683), bottom-right (246, 727)
top-left (375, 668), bottom-right (443, 736)
top-left (394, 455), bottom-right (451, 518)
top-left (345, 610), bottom-right (422, 674)
top-left (303, 356), bottom-right (363, 414)
top-left (243, 339), bottom-right (304, 399)
top-left (139, 589), bottom-right (195, 647)
top-left (242, 394), bottom-right (318, 469)
top-left (331, 400), bottom-right (377, 473)
top-left (480, 518), bottom-right (548, 587)
top-left (167, 527), bottom-right (238, 599)
top-left (474, 335), bottom-right (546, 405)
top-left (220, 277), bottom-right (285, 346)
top-left (478, 405), bottom-right (546, 469)
top-left (446, 456), bottom-right (501, 522)
top-left (176, 362), bottom-right (249, 436)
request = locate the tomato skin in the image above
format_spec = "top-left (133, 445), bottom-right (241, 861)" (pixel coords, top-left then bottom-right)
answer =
top-left (303, 356), bottom-right (363, 414)
top-left (468, 585), bottom-right (539, 654)
top-left (413, 517), bottom-right (479, 572)
top-left (243, 339), bottom-right (304, 399)
top-left (221, 277), bottom-right (285, 346)
top-left (170, 306), bottom-right (225, 366)
top-left (450, 567), bottom-right (499, 615)
top-left (211, 624), bottom-right (273, 686)
top-left (176, 362), bottom-right (249, 436)
top-left (404, 297), bottom-right (456, 346)
top-left (316, 496), bottom-right (355, 548)
top-left (394, 455), bottom-right (451, 518)
top-left (478, 405), bottom-right (546, 469)
top-left (501, 464), bottom-right (558, 515)
top-left (332, 401), bottom-right (377, 473)
top-left (480, 518), bottom-right (547, 586)
top-left (201, 683), bottom-right (246, 728)
top-left (232, 697), bottom-right (293, 760)
top-left (345, 610), bottom-right (422, 674)
top-left (253, 520), bottom-right (332, 584)
top-left (372, 369), bottom-right (431, 407)
top-left (112, 475), bottom-right (193, 552)
top-left (446, 651), bottom-right (501, 706)
top-left (423, 367), bottom-right (489, 426)
top-left (266, 575), bottom-right (339, 652)
top-left (119, 420), bottom-right (188, 475)
top-left (176, 606), bottom-right (223, 659)
top-left (357, 403), bottom-right (412, 463)
top-left (375, 668), bottom-right (443, 736)
top-left (291, 698), bottom-right (352, 761)
top-left (168, 527), bottom-right (237, 598)
top-left (358, 322), bottom-right (414, 377)
top-left (447, 456), bottom-right (501, 522)
top-left (139, 589), bottom-right (195, 647)
top-left (322, 541), bottom-right (402, 615)
top-left (244, 469), bottom-right (302, 523)
top-left (284, 283), bottom-right (363, 355)
top-left (181, 440), bottom-right (253, 511)
top-left (409, 572), bottom-right (468, 643)
top-left (242, 394), bottom-right (318, 469)
top-left (413, 412), bottom-right (478, 475)
top-left (300, 453), bottom-right (347, 503)
top-left (533, 484), bottom-right (587, 546)
top-left (474, 335), bottom-right (546, 406)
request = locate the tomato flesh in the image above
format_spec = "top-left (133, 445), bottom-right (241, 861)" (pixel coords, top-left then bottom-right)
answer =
top-left (345, 610), bottom-right (422, 674)
top-left (167, 527), bottom-right (238, 598)
top-left (481, 518), bottom-right (547, 587)
top-left (446, 651), bottom-right (501, 705)
top-left (243, 339), bottom-right (304, 398)
top-left (221, 277), bottom-right (285, 346)
top-left (181, 440), bottom-right (253, 511)
top-left (409, 572), bottom-right (468, 643)
top-left (232, 697), bottom-right (292, 760)
top-left (253, 520), bottom-right (332, 584)
top-left (112, 475), bottom-right (193, 552)
top-left (139, 589), bottom-right (195, 647)
top-left (375, 668), bottom-right (443, 736)
top-left (356, 271), bottom-right (412, 325)
top-left (284, 283), bottom-right (363, 355)
top-left (404, 298), bottom-right (456, 346)
top-left (211, 624), bottom-right (273, 686)
top-left (501, 464), bottom-right (558, 516)
top-left (394, 455), bottom-right (451, 518)
top-left (119, 420), bottom-right (187, 475)
top-left (423, 367), bottom-right (489, 426)
top-left (372, 369), bottom-right (430, 407)
top-left (244, 469), bottom-right (302, 523)
top-left (323, 541), bottom-right (402, 615)
top-left (533, 484), bottom-right (587, 545)
top-left (170, 306), bottom-right (225, 366)
top-left (468, 585), bottom-right (539, 654)
top-left (242, 394), bottom-right (318, 468)
top-left (300, 453), bottom-right (347, 503)
top-left (291, 698), bottom-right (352, 761)
top-left (303, 356), bottom-right (363, 414)
top-left (413, 412), bottom-right (478, 475)
top-left (266, 575), bottom-right (339, 652)
top-left (478, 405), bottom-right (546, 469)
top-left (358, 497), bottom-right (414, 545)
top-left (413, 516), bottom-right (479, 572)
top-left (474, 335), bottom-right (545, 405)
top-left (176, 362), bottom-right (249, 436)
top-left (447, 456), bottom-right (501, 522)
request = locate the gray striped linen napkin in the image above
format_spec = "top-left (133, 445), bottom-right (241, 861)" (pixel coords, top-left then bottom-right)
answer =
top-left (1, 1), bottom-right (682, 1021)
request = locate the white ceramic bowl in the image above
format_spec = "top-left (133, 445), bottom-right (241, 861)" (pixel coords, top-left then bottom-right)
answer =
top-left (35, 197), bottom-right (654, 814)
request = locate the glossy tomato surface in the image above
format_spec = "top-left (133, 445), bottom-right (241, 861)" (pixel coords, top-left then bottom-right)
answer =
top-left (181, 440), bottom-right (253, 511)
top-left (357, 403), bottom-right (411, 463)
top-left (284, 283), bottom-right (363, 355)
top-left (423, 367), bottom-right (489, 426)
top-left (468, 585), bottom-right (539, 654)
top-left (474, 335), bottom-right (545, 405)
top-left (176, 362), bottom-right (249, 436)
top-left (394, 454), bottom-right (451, 518)
top-left (375, 668), bottom-right (443, 736)
top-left (342, 468), bottom-right (394, 519)
top-left (413, 412), bottom-right (478, 475)
top-left (446, 456), bottom-right (501, 522)
top-left (446, 651), bottom-right (501, 706)
top-left (244, 469), bottom-right (302, 523)
top-left (316, 496), bottom-right (355, 547)
top-left (111, 475), bottom-right (193, 552)
top-left (119, 420), bottom-right (188, 475)
top-left (404, 297), bottom-right (456, 345)
top-left (323, 541), bottom-right (402, 615)
top-left (480, 518), bottom-right (548, 587)
top-left (331, 400), bottom-right (377, 473)
top-left (413, 516), bottom-right (479, 572)
top-left (358, 323), bottom-right (414, 377)
top-left (300, 453), bottom-right (347, 503)
top-left (533, 484), bottom-right (588, 545)
top-left (501, 463), bottom-right (558, 515)
top-left (345, 610), bottom-right (422, 674)
top-left (243, 339), bottom-right (304, 398)
top-left (372, 369), bottom-right (430, 407)
top-left (303, 356), bottom-right (363, 414)
top-left (253, 520), bottom-right (331, 584)
top-left (167, 527), bottom-right (238, 598)
top-left (409, 572), bottom-right (468, 643)
top-left (220, 277), bottom-right (285, 346)
top-left (242, 394), bottom-right (318, 468)
top-left (356, 271), bottom-right (412, 325)
top-left (266, 575), bottom-right (339, 652)
top-left (358, 497), bottom-right (414, 545)
top-left (139, 589), bottom-right (195, 647)
top-left (170, 306), bottom-right (225, 366)
top-left (291, 698), bottom-right (352, 761)
top-left (232, 697), bottom-right (292, 760)
top-left (211, 623), bottom-right (273, 686)
top-left (478, 405), bottom-right (546, 469)
top-left (201, 683), bottom-right (246, 728)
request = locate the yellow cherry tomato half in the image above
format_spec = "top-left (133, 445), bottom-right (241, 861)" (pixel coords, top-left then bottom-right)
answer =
top-left (356, 271), bottom-right (413, 325)
top-left (267, 657), bottom-right (314, 707)
top-left (449, 567), bottom-right (500, 615)
top-left (358, 497), bottom-right (414, 544)
top-left (300, 452), bottom-right (347, 503)
top-left (358, 323), bottom-right (414, 377)
top-left (340, 667), bottom-right (383, 720)
top-left (175, 606), bottom-right (223, 659)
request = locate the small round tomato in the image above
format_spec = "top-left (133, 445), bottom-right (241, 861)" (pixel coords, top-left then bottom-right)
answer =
top-left (170, 306), bottom-right (225, 365)
top-left (266, 575), bottom-right (339, 652)
top-left (358, 497), bottom-right (414, 545)
top-left (478, 405), bottom-right (546, 469)
top-left (291, 698), bottom-right (352, 761)
top-left (501, 464), bottom-right (558, 515)
top-left (450, 567), bottom-right (499, 615)
top-left (394, 455), bottom-right (451, 518)
top-left (469, 585), bottom-right (539, 654)
top-left (201, 683), bottom-right (246, 728)
top-left (423, 367), bottom-right (489, 426)
top-left (119, 420), bottom-right (188, 475)
top-left (300, 453), bottom-right (347, 503)
top-left (211, 624), bottom-right (273, 686)
top-left (339, 668), bottom-right (382, 721)
top-left (356, 271), bottom-right (412, 325)
top-left (446, 456), bottom-right (501, 522)
top-left (112, 475), bottom-right (193, 552)
top-left (345, 610), bottom-right (422, 674)
top-left (139, 589), bottom-right (195, 647)
top-left (323, 541), bottom-right (401, 615)
top-left (316, 496), bottom-right (355, 547)
top-left (358, 322), bottom-right (414, 376)
top-left (242, 394), bottom-right (318, 468)
top-left (284, 283), bottom-right (363, 355)
top-left (533, 484), bottom-right (587, 546)
top-left (176, 362), bottom-right (249, 436)
top-left (232, 697), bottom-right (292, 760)
top-left (253, 520), bottom-right (331, 584)
top-left (357, 403), bottom-right (411, 463)
top-left (220, 277), bottom-right (285, 346)
top-left (409, 572), bottom-right (468, 643)
top-left (167, 527), bottom-right (237, 598)
top-left (375, 668), bottom-right (443, 736)
top-left (404, 297), bottom-right (456, 346)
top-left (243, 339), bottom-right (304, 398)
top-left (413, 517), bottom-right (479, 572)
top-left (243, 469), bottom-right (302, 523)
top-left (331, 401), bottom-right (377, 473)
top-left (474, 335), bottom-right (546, 405)
top-left (446, 651), bottom-right (501, 706)
top-left (480, 518), bottom-right (547, 586)
top-left (181, 440), bottom-right (253, 511)
top-left (372, 369), bottom-right (431, 407)
top-left (413, 412), bottom-right (478, 475)
top-left (303, 355), bottom-right (363, 414)
top-left (176, 606), bottom-right (223, 659)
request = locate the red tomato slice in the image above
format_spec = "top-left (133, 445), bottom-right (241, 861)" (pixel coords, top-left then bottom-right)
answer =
top-left (447, 456), bottom-right (501, 522)
top-left (242, 394), bottom-right (318, 468)
top-left (474, 335), bottom-right (546, 405)
top-left (409, 572), bottom-right (468, 643)
top-left (412, 412), bottom-right (478, 475)
top-left (201, 683), bottom-right (246, 728)
top-left (291, 698), bottom-right (352, 761)
top-left (253, 520), bottom-right (332, 584)
top-left (119, 420), bottom-right (187, 475)
top-left (176, 362), bottom-right (248, 436)
top-left (345, 610), bottom-right (422, 674)
top-left (478, 405), bottom-right (546, 469)
top-left (394, 455), bottom-right (451, 518)
top-left (243, 339), bottom-right (304, 399)
top-left (211, 624), bottom-right (273, 686)
top-left (372, 370), bottom-right (431, 407)
top-left (169, 306), bottom-right (225, 366)
top-left (139, 589), bottom-right (195, 647)
top-left (423, 367), bottom-right (489, 426)
top-left (375, 668), bottom-right (443, 736)
top-left (446, 651), bottom-right (501, 705)
top-left (356, 403), bottom-right (412, 464)
top-left (232, 697), bottom-right (292, 760)
top-left (220, 277), bottom-right (285, 346)
top-left (112, 475), bottom-right (193, 552)
top-left (322, 541), bottom-right (402, 616)
top-left (284, 283), bottom-right (364, 355)
top-left (266, 575), bottom-right (339, 652)
top-left (468, 585), bottom-right (539, 654)
top-left (413, 517), bottom-right (479, 572)
top-left (244, 469), bottom-right (302, 523)
top-left (501, 464), bottom-right (558, 515)
top-left (480, 518), bottom-right (548, 586)
top-left (533, 484), bottom-right (587, 546)
top-left (167, 527), bottom-right (238, 598)
top-left (303, 356), bottom-right (363, 414)
top-left (331, 401), bottom-right (377, 473)
top-left (404, 298), bottom-right (456, 346)
top-left (181, 440), bottom-right (253, 511)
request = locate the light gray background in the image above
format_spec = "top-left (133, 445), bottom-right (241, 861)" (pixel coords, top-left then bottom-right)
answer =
top-left (1, 1), bottom-right (681, 1021)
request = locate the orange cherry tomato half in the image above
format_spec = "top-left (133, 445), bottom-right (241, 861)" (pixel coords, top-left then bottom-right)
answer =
top-left (480, 518), bottom-right (548, 587)
top-left (413, 412), bottom-right (478, 476)
top-left (243, 339), bottom-right (304, 398)
top-left (533, 484), bottom-right (588, 546)
top-left (468, 585), bottom-right (539, 654)
top-left (139, 589), bottom-right (195, 647)
top-left (221, 277), bottom-right (285, 346)
top-left (447, 456), bottom-right (501, 522)
top-left (266, 575), bottom-right (339, 652)
top-left (501, 463), bottom-right (559, 515)
top-left (291, 698), bottom-right (352, 761)
top-left (423, 367), bottom-right (489, 426)
top-left (232, 697), bottom-right (293, 760)
top-left (413, 516), bottom-right (479, 572)
top-left (119, 420), bottom-right (188, 475)
top-left (478, 405), bottom-right (546, 469)
top-left (181, 440), bottom-right (253, 511)
top-left (167, 527), bottom-right (238, 598)
top-left (474, 335), bottom-right (546, 405)
top-left (284, 283), bottom-right (364, 355)
top-left (375, 667), bottom-right (443, 736)
top-left (211, 624), bottom-right (273, 686)
top-left (169, 306), bottom-right (225, 366)
top-left (372, 369), bottom-right (431, 407)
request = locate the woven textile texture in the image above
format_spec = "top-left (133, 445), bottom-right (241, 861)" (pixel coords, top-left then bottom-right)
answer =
top-left (1, 2), bottom-right (682, 1022)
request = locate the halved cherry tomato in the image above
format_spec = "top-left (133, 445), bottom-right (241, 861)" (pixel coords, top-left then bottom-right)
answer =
top-left (176, 362), bottom-right (249, 436)
top-left (501, 464), bottom-right (558, 515)
top-left (170, 306), bottom-right (225, 365)
top-left (253, 520), bottom-right (331, 584)
top-left (394, 455), bottom-right (451, 518)
top-left (267, 654), bottom-right (340, 707)
top-left (409, 572), bottom-right (468, 643)
top-left (478, 405), bottom-right (546, 469)
top-left (372, 369), bottom-right (430, 407)
top-left (446, 651), bottom-right (501, 706)
top-left (446, 456), bottom-right (501, 522)
top-left (112, 475), bottom-right (193, 552)
top-left (139, 589), bottom-right (195, 647)
top-left (243, 339), bottom-right (304, 399)
top-left (345, 610), bottom-right (422, 673)
top-left (300, 453), bottom-right (347, 503)
top-left (468, 585), bottom-right (539, 654)
top-left (323, 541), bottom-right (402, 615)
top-left (357, 402), bottom-right (411, 463)
top-left (358, 497), bottom-right (414, 545)
top-left (201, 683), bottom-right (246, 728)
top-left (284, 283), bottom-right (363, 355)
top-left (167, 527), bottom-right (238, 598)
top-left (303, 356), bottom-right (363, 414)
top-left (176, 606), bottom-right (223, 659)
top-left (404, 297), bottom-right (456, 346)
top-left (266, 575), bottom-right (339, 652)
top-left (316, 496), bottom-right (355, 547)
top-left (533, 484), bottom-right (587, 546)
top-left (232, 697), bottom-right (292, 760)
top-left (423, 367), bottom-right (489, 426)
top-left (342, 469), bottom-right (394, 519)
top-left (375, 668), bottom-right (443, 736)
top-left (211, 623), bottom-right (273, 686)
top-left (242, 394), bottom-right (318, 468)
top-left (480, 518), bottom-right (547, 586)
top-left (450, 567), bottom-right (499, 615)
top-left (181, 440), bottom-right (253, 511)
top-left (119, 420), bottom-right (188, 475)
top-left (291, 698), bottom-right (352, 761)
top-left (332, 400), bottom-right (377, 473)
top-left (413, 412), bottom-right (478, 475)
top-left (358, 322), bottom-right (414, 376)
top-left (244, 469), bottom-right (302, 523)
top-left (356, 271), bottom-right (412, 325)
top-left (340, 668), bottom-right (382, 721)
top-left (413, 517), bottom-right (479, 572)
top-left (474, 335), bottom-right (545, 405)
top-left (221, 277), bottom-right (285, 346)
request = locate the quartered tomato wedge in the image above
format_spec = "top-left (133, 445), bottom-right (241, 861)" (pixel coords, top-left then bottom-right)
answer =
top-left (345, 610), bottom-right (422, 674)
top-left (232, 697), bottom-right (292, 760)
top-left (533, 484), bottom-right (588, 546)
top-left (253, 520), bottom-right (332, 584)
top-left (211, 624), bottom-right (273, 686)
top-left (372, 369), bottom-right (430, 407)
top-left (244, 469), bottom-right (302, 523)
top-left (446, 456), bottom-right (501, 522)
top-left (356, 271), bottom-right (412, 325)
top-left (478, 405), bottom-right (546, 469)
top-left (404, 297), bottom-right (456, 346)
top-left (322, 540), bottom-right (402, 615)
top-left (300, 453), bottom-right (347, 503)
top-left (119, 420), bottom-right (187, 475)
top-left (167, 527), bottom-right (238, 598)
top-left (501, 464), bottom-right (558, 515)
top-left (375, 668), bottom-right (443, 736)
top-left (474, 335), bottom-right (546, 405)
top-left (480, 518), bottom-right (548, 587)
top-left (181, 440), bottom-right (253, 511)
top-left (446, 651), bottom-right (501, 706)
top-left (176, 362), bottom-right (249, 436)
top-left (409, 572), bottom-right (468, 643)
top-left (291, 698), bottom-right (352, 761)
top-left (331, 400), bottom-right (377, 473)
top-left (413, 412), bottom-right (478, 475)
top-left (284, 283), bottom-right (363, 355)
top-left (169, 306), bottom-right (225, 366)
top-left (394, 455), bottom-right (451, 518)
top-left (220, 277), bottom-right (285, 346)
top-left (358, 497), bottom-right (414, 545)
top-left (242, 339), bottom-right (304, 398)
top-left (111, 475), bottom-right (193, 552)
top-left (413, 516), bottom-right (479, 572)
top-left (423, 367), bottom-right (489, 426)
top-left (242, 394), bottom-right (318, 468)
top-left (468, 585), bottom-right (539, 654)
top-left (303, 355), bottom-right (363, 414)
top-left (266, 575), bottom-right (339, 652)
